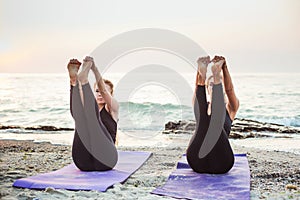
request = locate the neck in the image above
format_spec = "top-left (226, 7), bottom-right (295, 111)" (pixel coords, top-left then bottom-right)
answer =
top-left (98, 103), bottom-right (105, 111)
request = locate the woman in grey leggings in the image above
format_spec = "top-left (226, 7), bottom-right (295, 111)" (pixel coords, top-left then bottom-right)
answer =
top-left (186, 56), bottom-right (239, 174)
top-left (67, 56), bottom-right (119, 171)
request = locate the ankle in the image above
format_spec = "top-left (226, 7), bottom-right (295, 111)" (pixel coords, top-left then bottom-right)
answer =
top-left (197, 81), bottom-right (206, 86)
top-left (197, 73), bottom-right (206, 85)
top-left (79, 79), bottom-right (89, 85)
top-left (79, 75), bottom-right (88, 84)
top-left (213, 73), bottom-right (222, 84)
top-left (70, 76), bottom-right (77, 86)
top-left (78, 73), bottom-right (89, 85)
top-left (70, 80), bottom-right (77, 86)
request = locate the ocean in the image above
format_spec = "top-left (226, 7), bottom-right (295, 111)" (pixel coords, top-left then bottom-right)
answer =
top-left (0, 73), bottom-right (299, 130)
top-left (1, 72), bottom-right (299, 153)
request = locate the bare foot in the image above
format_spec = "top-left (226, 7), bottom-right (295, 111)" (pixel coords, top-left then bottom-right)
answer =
top-left (67, 59), bottom-right (81, 86)
top-left (196, 56), bottom-right (210, 85)
top-left (89, 56), bottom-right (97, 72)
top-left (211, 59), bottom-right (224, 84)
top-left (212, 55), bottom-right (227, 69)
top-left (78, 56), bottom-right (93, 85)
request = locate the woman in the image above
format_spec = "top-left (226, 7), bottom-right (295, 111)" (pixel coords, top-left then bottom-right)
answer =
top-left (186, 55), bottom-right (239, 174)
top-left (67, 56), bottom-right (119, 171)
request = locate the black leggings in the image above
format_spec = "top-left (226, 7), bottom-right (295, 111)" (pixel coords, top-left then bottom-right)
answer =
top-left (186, 84), bottom-right (234, 174)
top-left (70, 83), bottom-right (118, 171)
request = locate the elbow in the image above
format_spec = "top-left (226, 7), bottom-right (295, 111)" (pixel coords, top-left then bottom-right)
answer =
top-left (228, 99), bottom-right (239, 113)
top-left (232, 99), bottom-right (240, 112)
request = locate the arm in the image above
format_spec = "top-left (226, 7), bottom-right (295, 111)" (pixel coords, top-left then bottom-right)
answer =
top-left (192, 71), bottom-right (199, 106)
top-left (93, 67), bottom-right (119, 115)
top-left (81, 56), bottom-right (119, 122)
top-left (222, 62), bottom-right (239, 120)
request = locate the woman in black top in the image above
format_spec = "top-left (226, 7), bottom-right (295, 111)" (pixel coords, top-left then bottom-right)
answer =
top-left (67, 56), bottom-right (119, 171)
top-left (186, 56), bottom-right (239, 174)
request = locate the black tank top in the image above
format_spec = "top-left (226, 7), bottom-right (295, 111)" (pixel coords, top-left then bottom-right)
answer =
top-left (100, 107), bottom-right (117, 143)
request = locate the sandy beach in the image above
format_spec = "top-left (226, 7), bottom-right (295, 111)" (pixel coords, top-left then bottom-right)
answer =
top-left (2, 0), bottom-right (300, 199)
top-left (0, 133), bottom-right (299, 200)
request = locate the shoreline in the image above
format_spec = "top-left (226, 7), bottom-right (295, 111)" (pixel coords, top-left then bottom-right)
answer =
top-left (1, 136), bottom-right (299, 199)
top-left (1, 128), bottom-right (300, 155)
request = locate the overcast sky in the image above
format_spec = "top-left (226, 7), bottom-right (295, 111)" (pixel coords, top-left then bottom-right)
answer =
top-left (1, 0), bottom-right (299, 73)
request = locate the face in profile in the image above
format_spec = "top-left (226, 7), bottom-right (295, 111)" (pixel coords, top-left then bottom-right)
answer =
top-left (94, 84), bottom-right (113, 105)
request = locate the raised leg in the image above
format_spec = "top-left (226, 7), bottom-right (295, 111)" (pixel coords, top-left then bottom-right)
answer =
top-left (212, 55), bottom-right (239, 120)
top-left (69, 58), bottom-right (118, 171)
top-left (202, 83), bottom-right (234, 173)
top-left (67, 59), bottom-right (81, 86)
top-left (70, 84), bottom-right (94, 170)
top-left (187, 56), bottom-right (211, 170)
top-left (193, 56), bottom-right (210, 123)
top-left (186, 60), bottom-right (234, 174)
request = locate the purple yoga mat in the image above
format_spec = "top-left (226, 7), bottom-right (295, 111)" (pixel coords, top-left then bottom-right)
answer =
top-left (152, 154), bottom-right (250, 200)
top-left (13, 151), bottom-right (151, 192)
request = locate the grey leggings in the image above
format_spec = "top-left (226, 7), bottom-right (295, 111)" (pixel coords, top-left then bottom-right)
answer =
top-left (186, 84), bottom-right (234, 174)
top-left (70, 83), bottom-right (118, 171)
